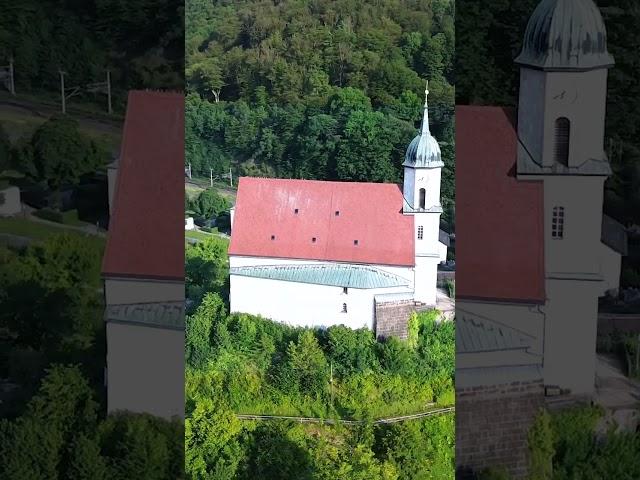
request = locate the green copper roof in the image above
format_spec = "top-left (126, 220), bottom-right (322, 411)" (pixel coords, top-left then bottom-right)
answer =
top-left (105, 301), bottom-right (185, 330)
top-left (230, 264), bottom-right (411, 289)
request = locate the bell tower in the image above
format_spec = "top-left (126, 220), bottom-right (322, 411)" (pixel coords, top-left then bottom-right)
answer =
top-left (515, 0), bottom-right (614, 395)
top-left (403, 82), bottom-right (444, 305)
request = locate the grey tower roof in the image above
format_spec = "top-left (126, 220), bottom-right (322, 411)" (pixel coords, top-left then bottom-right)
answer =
top-left (403, 82), bottom-right (444, 169)
top-left (515, 0), bottom-right (614, 71)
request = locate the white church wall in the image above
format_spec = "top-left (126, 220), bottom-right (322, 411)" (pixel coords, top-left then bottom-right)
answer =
top-left (229, 274), bottom-right (411, 330)
top-left (414, 255), bottom-right (439, 305)
top-left (543, 278), bottom-right (601, 395)
top-left (107, 323), bottom-right (184, 419)
top-left (104, 277), bottom-right (184, 419)
top-left (544, 176), bottom-right (606, 277)
top-left (438, 242), bottom-right (448, 263)
top-left (518, 67), bottom-right (546, 166)
top-left (542, 70), bottom-right (608, 169)
top-left (599, 243), bottom-right (622, 297)
top-left (0, 186), bottom-right (21, 216)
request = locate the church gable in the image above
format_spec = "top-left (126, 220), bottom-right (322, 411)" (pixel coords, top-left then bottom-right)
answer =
top-left (228, 177), bottom-right (415, 267)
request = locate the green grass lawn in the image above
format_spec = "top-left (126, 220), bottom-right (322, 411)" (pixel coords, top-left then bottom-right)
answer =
top-left (0, 218), bottom-right (105, 249)
top-left (185, 229), bottom-right (213, 242)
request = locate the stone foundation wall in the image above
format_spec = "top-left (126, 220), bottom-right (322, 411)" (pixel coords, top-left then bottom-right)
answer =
top-left (374, 299), bottom-right (416, 340)
top-left (456, 379), bottom-right (544, 479)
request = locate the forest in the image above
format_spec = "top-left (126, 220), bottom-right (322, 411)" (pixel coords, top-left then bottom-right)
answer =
top-left (0, 234), bottom-right (184, 479)
top-left (0, 0), bottom-right (184, 111)
top-left (185, 0), bottom-right (455, 222)
top-left (456, 0), bottom-right (640, 288)
top-left (185, 235), bottom-right (455, 479)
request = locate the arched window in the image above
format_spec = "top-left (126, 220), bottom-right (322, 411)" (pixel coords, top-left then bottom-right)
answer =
top-left (554, 117), bottom-right (570, 166)
top-left (419, 188), bottom-right (426, 209)
top-left (342, 303), bottom-right (348, 313)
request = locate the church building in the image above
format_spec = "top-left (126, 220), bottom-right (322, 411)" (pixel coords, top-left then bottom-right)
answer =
top-left (228, 86), bottom-right (448, 333)
top-left (456, 0), bottom-right (627, 477)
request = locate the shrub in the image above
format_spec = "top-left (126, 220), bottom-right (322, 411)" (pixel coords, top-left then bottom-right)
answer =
top-left (33, 208), bottom-right (64, 223)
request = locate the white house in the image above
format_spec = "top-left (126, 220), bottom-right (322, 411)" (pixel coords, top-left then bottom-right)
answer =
top-left (102, 90), bottom-right (185, 420)
top-left (456, 0), bottom-right (627, 397)
top-left (229, 87), bottom-right (448, 330)
top-left (0, 185), bottom-right (21, 216)
top-left (185, 216), bottom-right (195, 231)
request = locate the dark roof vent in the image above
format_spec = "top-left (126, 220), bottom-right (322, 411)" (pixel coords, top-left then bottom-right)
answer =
top-left (353, 240), bottom-right (359, 246)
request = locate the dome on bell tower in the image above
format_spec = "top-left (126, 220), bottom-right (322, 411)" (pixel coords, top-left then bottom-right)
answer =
top-left (515, 0), bottom-right (614, 71)
top-left (403, 82), bottom-right (443, 168)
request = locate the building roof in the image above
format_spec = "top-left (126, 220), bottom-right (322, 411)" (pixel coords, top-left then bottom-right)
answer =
top-left (602, 214), bottom-right (628, 256)
top-left (102, 91), bottom-right (185, 281)
top-left (403, 84), bottom-right (443, 169)
top-left (456, 106), bottom-right (546, 303)
top-left (439, 229), bottom-right (450, 247)
top-left (230, 263), bottom-right (411, 289)
top-left (105, 301), bottom-right (184, 330)
top-left (228, 177), bottom-right (415, 267)
top-left (515, 0), bottom-right (614, 71)
top-left (456, 313), bottom-right (535, 354)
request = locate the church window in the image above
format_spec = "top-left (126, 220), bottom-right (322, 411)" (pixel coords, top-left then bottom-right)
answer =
top-left (418, 226), bottom-right (424, 240)
top-left (552, 207), bottom-right (565, 239)
top-left (342, 303), bottom-right (348, 313)
top-left (353, 240), bottom-right (359, 246)
top-left (419, 188), bottom-right (426, 209)
top-left (554, 117), bottom-right (570, 166)
top-left (271, 235), bottom-right (276, 240)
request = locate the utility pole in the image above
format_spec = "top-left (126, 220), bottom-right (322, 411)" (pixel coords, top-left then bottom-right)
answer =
top-left (229, 167), bottom-right (233, 187)
top-left (210, 168), bottom-right (213, 187)
top-left (59, 70), bottom-right (66, 114)
top-left (107, 70), bottom-right (112, 114)
top-left (330, 362), bottom-right (334, 411)
top-left (8, 57), bottom-right (14, 95)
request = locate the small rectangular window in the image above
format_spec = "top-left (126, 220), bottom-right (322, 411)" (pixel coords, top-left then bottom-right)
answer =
top-left (551, 207), bottom-right (565, 239)
top-left (353, 240), bottom-right (359, 246)
top-left (341, 303), bottom-right (347, 313)
top-left (343, 287), bottom-right (348, 294)
top-left (294, 208), bottom-right (299, 214)
top-left (335, 211), bottom-right (340, 216)
top-left (417, 225), bottom-right (424, 240)
top-left (271, 235), bottom-right (276, 240)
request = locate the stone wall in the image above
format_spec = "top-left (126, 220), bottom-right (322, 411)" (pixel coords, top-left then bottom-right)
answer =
top-left (456, 379), bottom-right (544, 479)
top-left (374, 299), bottom-right (416, 340)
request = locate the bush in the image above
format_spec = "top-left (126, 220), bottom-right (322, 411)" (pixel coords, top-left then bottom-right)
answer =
top-left (33, 208), bottom-right (82, 225)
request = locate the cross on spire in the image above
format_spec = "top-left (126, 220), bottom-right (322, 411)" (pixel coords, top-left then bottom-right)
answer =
top-left (421, 80), bottom-right (430, 135)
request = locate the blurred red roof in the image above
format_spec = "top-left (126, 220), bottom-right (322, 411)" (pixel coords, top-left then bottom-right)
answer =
top-left (102, 91), bottom-right (184, 281)
top-left (229, 177), bottom-right (415, 267)
top-left (455, 106), bottom-right (545, 303)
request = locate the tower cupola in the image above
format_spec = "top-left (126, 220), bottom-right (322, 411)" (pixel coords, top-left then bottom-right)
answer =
top-left (404, 82), bottom-right (444, 168)
top-left (515, 0), bottom-right (614, 71)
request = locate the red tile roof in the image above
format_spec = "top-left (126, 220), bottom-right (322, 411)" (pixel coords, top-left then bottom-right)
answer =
top-left (228, 177), bottom-right (415, 267)
top-left (102, 91), bottom-right (184, 281)
top-left (456, 106), bottom-right (545, 303)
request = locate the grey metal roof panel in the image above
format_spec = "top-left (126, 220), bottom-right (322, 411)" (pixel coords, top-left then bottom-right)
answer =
top-left (457, 365), bottom-right (543, 388)
top-left (515, 0), bottom-right (614, 71)
top-left (601, 214), bottom-right (628, 256)
top-left (230, 263), bottom-right (411, 289)
top-left (456, 314), bottom-right (535, 354)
